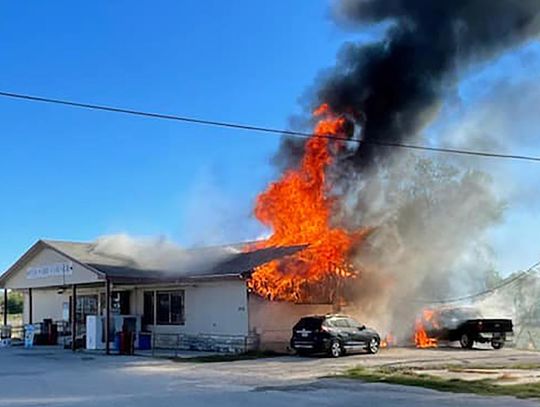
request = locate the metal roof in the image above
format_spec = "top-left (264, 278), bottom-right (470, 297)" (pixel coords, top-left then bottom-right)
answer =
top-left (1, 239), bottom-right (307, 285)
top-left (85, 245), bottom-right (307, 283)
top-left (43, 240), bottom-right (141, 268)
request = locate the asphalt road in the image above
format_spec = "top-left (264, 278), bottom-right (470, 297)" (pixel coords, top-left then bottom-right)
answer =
top-left (0, 346), bottom-right (538, 406)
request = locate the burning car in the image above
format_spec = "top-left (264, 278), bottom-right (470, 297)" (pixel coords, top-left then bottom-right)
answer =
top-left (290, 314), bottom-right (380, 357)
top-left (415, 307), bottom-right (513, 349)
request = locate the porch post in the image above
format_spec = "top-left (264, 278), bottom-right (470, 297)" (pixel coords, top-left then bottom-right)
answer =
top-left (152, 290), bottom-right (157, 355)
top-left (28, 288), bottom-right (33, 325)
top-left (105, 279), bottom-right (111, 355)
top-left (71, 284), bottom-right (77, 351)
top-left (3, 289), bottom-right (7, 326)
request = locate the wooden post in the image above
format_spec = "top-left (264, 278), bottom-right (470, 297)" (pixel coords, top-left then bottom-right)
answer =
top-left (28, 288), bottom-right (33, 325)
top-left (152, 290), bottom-right (157, 355)
top-left (105, 279), bottom-right (111, 355)
top-left (71, 284), bottom-right (77, 351)
top-left (3, 289), bottom-right (7, 326)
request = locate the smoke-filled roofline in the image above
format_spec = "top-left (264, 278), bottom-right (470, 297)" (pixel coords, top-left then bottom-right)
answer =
top-left (0, 239), bottom-right (308, 287)
top-left (85, 244), bottom-right (308, 284)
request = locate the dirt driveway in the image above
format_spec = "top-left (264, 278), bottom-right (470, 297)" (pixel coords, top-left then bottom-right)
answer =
top-left (138, 347), bottom-right (540, 387)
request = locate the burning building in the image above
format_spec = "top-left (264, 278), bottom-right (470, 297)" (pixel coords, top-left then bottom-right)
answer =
top-left (240, 0), bottom-right (540, 344)
top-left (247, 103), bottom-right (371, 305)
top-left (3, 0), bottom-right (540, 353)
top-left (0, 239), bottom-right (333, 353)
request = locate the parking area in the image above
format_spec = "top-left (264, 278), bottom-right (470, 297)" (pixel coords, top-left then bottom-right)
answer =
top-left (0, 346), bottom-right (539, 406)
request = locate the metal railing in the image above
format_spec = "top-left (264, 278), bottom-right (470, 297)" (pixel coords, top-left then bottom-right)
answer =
top-left (0, 321), bottom-right (72, 347)
top-left (0, 324), bottom-right (24, 344)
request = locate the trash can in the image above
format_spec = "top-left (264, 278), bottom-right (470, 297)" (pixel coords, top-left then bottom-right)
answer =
top-left (114, 332), bottom-right (122, 351)
top-left (118, 331), bottom-right (134, 355)
top-left (139, 332), bottom-right (151, 350)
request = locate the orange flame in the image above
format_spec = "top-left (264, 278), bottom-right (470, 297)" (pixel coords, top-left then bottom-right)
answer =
top-left (414, 309), bottom-right (439, 348)
top-left (248, 103), bottom-right (368, 303)
top-left (380, 333), bottom-right (395, 348)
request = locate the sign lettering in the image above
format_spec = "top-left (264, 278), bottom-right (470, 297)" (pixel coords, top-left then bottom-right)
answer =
top-left (26, 262), bottom-right (73, 280)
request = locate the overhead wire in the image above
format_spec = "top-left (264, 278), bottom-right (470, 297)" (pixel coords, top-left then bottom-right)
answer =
top-left (1, 90), bottom-right (540, 163)
top-left (414, 259), bottom-right (540, 305)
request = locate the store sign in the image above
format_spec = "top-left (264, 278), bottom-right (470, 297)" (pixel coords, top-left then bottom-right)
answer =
top-left (26, 262), bottom-right (73, 280)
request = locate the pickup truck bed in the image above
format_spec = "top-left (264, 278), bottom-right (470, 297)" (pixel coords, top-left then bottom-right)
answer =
top-left (443, 318), bottom-right (513, 349)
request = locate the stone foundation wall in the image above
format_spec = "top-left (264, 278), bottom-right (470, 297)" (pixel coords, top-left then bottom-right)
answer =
top-left (154, 332), bottom-right (259, 353)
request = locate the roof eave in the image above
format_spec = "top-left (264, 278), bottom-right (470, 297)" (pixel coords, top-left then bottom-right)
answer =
top-left (0, 239), bottom-right (106, 288)
top-left (108, 272), bottom-right (248, 285)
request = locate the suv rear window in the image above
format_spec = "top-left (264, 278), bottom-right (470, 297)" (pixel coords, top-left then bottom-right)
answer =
top-left (332, 318), bottom-right (350, 328)
top-left (294, 317), bottom-right (323, 330)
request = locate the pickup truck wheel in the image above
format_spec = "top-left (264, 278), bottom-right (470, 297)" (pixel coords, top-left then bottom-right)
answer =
top-left (460, 333), bottom-right (474, 349)
top-left (328, 340), bottom-right (343, 358)
top-left (491, 339), bottom-right (504, 350)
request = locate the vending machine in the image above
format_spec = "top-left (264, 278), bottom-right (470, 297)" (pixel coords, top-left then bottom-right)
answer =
top-left (86, 315), bottom-right (141, 350)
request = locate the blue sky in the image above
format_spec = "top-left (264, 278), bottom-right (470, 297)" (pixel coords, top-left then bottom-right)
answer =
top-left (0, 1), bottom-right (539, 275)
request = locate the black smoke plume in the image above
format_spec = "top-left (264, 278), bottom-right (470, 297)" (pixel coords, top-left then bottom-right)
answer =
top-left (287, 0), bottom-right (540, 168)
top-left (266, 1), bottom-right (540, 337)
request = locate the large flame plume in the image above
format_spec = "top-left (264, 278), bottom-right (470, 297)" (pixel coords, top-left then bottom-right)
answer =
top-left (248, 104), bottom-right (369, 303)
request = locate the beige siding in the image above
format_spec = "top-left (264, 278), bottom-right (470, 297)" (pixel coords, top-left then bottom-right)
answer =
top-left (135, 280), bottom-right (249, 336)
top-left (25, 288), bottom-right (70, 323)
top-left (248, 295), bottom-right (333, 351)
top-left (4, 247), bottom-right (101, 289)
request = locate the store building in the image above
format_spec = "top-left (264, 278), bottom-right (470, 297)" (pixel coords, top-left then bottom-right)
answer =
top-left (0, 240), bottom-right (332, 353)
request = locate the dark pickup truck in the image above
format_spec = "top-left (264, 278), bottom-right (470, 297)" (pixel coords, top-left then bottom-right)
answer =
top-left (422, 307), bottom-right (513, 349)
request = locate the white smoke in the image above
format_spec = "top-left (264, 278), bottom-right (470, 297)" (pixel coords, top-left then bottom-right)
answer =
top-left (92, 233), bottom-right (239, 274)
top-left (334, 46), bottom-right (540, 341)
top-left (337, 153), bottom-right (505, 338)
top-left (181, 166), bottom-right (265, 246)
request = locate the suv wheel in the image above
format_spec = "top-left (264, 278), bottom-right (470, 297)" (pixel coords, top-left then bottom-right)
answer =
top-left (491, 339), bottom-right (504, 350)
top-left (459, 333), bottom-right (474, 349)
top-left (329, 340), bottom-right (343, 358)
top-left (367, 337), bottom-right (380, 354)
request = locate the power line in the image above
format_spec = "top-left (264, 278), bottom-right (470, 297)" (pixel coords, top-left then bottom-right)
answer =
top-left (1, 90), bottom-right (540, 163)
top-left (415, 259), bottom-right (540, 305)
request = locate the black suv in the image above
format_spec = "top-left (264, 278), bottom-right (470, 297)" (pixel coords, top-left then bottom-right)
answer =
top-left (290, 314), bottom-right (381, 357)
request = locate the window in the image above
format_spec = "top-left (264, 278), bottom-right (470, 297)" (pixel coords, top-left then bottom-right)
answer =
top-left (143, 290), bottom-right (184, 326)
top-left (99, 291), bottom-right (130, 315)
top-left (346, 318), bottom-right (362, 328)
top-left (71, 295), bottom-right (98, 336)
top-left (170, 292), bottom-right (184, 324)
top-left (143, 292), bottom-right (154, 325)
top-left (294, 317), bottom-right (323, 330)
top-left (332, 318), bottom-right (349, 328)
top-left (157, 292), bottom-right (170, 324)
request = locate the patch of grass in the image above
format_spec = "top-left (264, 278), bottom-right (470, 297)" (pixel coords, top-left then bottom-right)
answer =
top-left (170, 350), bottom-right (283, 363)
top-left (340, 366), bottom-right (540, 399)
top-left (447, 363), bottom-right (540, 372)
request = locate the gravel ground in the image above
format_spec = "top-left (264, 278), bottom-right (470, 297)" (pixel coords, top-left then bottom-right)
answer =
top-left (0, 346), bottom-right (538, 406)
